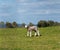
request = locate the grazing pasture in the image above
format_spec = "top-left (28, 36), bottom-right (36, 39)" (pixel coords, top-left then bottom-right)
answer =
top-left (0, 26), bottom-right (60, 50)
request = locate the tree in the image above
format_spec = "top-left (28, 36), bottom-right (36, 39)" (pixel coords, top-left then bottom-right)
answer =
top-left (28, 22), bottom-right (34, 26)
top-left (48, 20), bottom-right (54, 26)
top-left (12, 22), bottom-right (18, 28)
top-left (6, 22), bottom-right (13, 28)
top-left (0, 21), bottom-right (4, 28)
top-left (37, 20), bottom-right (49, 27)
top-left (21, 23), bottom-right (26, 27)
top-left (54, 22), bottom-right (60, 26)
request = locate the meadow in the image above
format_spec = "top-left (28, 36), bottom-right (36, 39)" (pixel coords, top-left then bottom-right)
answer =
top-left (0, 26), bottom-right (60, 50)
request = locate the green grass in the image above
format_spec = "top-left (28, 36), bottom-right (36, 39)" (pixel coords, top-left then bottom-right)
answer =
top-left (0, 26), bottom-right (60, 50)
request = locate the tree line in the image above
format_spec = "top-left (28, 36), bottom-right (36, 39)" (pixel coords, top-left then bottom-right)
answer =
top-left (37, 20), bottom-right (60, 27)
top-left (0, 20), bottom-right (60, 28)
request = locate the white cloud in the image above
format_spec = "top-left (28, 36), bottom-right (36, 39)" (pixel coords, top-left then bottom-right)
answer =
top-left (0, 2), bottom-right (16, 8)
top-left (33, 9), bottom-right (60, 14)
top-left (49, 9), bottom-right (60, 14)
top-left (0, 13), bottom-right (10, 16)
top-left (17, 9), bottom-right (27, 13)
top-left (39, 1), bottom-right (60, 5)
top-left (28, 10), bottom-right (50, 15)
top-left (17, 0), bottom-right (28, 2)
top-left (34, 9), bottom-right (60, 14)
top-left (19, 9), bottom-right (60, 15)
top-left (18, 1), bottom-right (60, 6)
top-left (17, 1), bottom-right (60, 10)
top-left (0, 2), bottom-right (8, 8)
top-left (35, 10), bottom-right (49, 14)
top-left (17, 0), bottom-right (60, 15)
top-left (48, 0), bottom-right (60, 2)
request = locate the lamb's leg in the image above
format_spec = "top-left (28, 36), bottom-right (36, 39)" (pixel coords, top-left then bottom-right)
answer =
top-left (27, 31), bottom-right (29, 36)
top-left (35, 32), bottom-right (37, 36)
top-left (30, 31), bottom-right (32, 37)
top-left (37, 30), bottom-right (40, 36)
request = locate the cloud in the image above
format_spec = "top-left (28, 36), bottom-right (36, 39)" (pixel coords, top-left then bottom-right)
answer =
top-left (17, 9), bottom-right (28, 13)
top-left (48, 0), bottom-right (60, 2)
top-left (17, 0), bottom-right (60, 15)
top-left (0, 13), bottom-right (10, 16)
top-left (0, 0), bottom-right (17, 17)
top-left (0, 2), bottom-right (9, 8)
top-left (49, 9), bottom-right (60, 14)
top-left (0, 0), bottom-right (60, 24)
top-left (0, 2), bottom-right (16, 8)
top-left (17, 8), bottom-right (60, 15)
top-left (17, 0), bottom-right (60, 6)
top-left (33, 10), bottom-right (49, 14)
top-left (17, 0), bottom-right (28, 3)
top-left (17, 0), bottom-right (60, 11)
top-left (0, 0), bottom-right (16, 9)
top-left (32, 9), bottom-right (60, 14)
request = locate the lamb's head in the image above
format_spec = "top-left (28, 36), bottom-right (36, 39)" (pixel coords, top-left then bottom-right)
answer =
top-left (25, 25), bottom-right (27, 28)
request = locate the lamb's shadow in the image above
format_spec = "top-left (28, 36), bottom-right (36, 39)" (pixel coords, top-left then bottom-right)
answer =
top-left (32, 34), bottom-right (42, 37)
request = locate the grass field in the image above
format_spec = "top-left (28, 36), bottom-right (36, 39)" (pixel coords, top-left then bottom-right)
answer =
top-left (0, 26), bottom-right (60, 50)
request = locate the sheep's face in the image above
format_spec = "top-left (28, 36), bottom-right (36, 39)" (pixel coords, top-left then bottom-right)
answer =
top-left (25, 25), bottom-right (27, 28)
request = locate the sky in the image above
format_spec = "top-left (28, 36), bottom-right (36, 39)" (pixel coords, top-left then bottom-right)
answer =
top-left (0, 0), bottom-right (60, 24)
